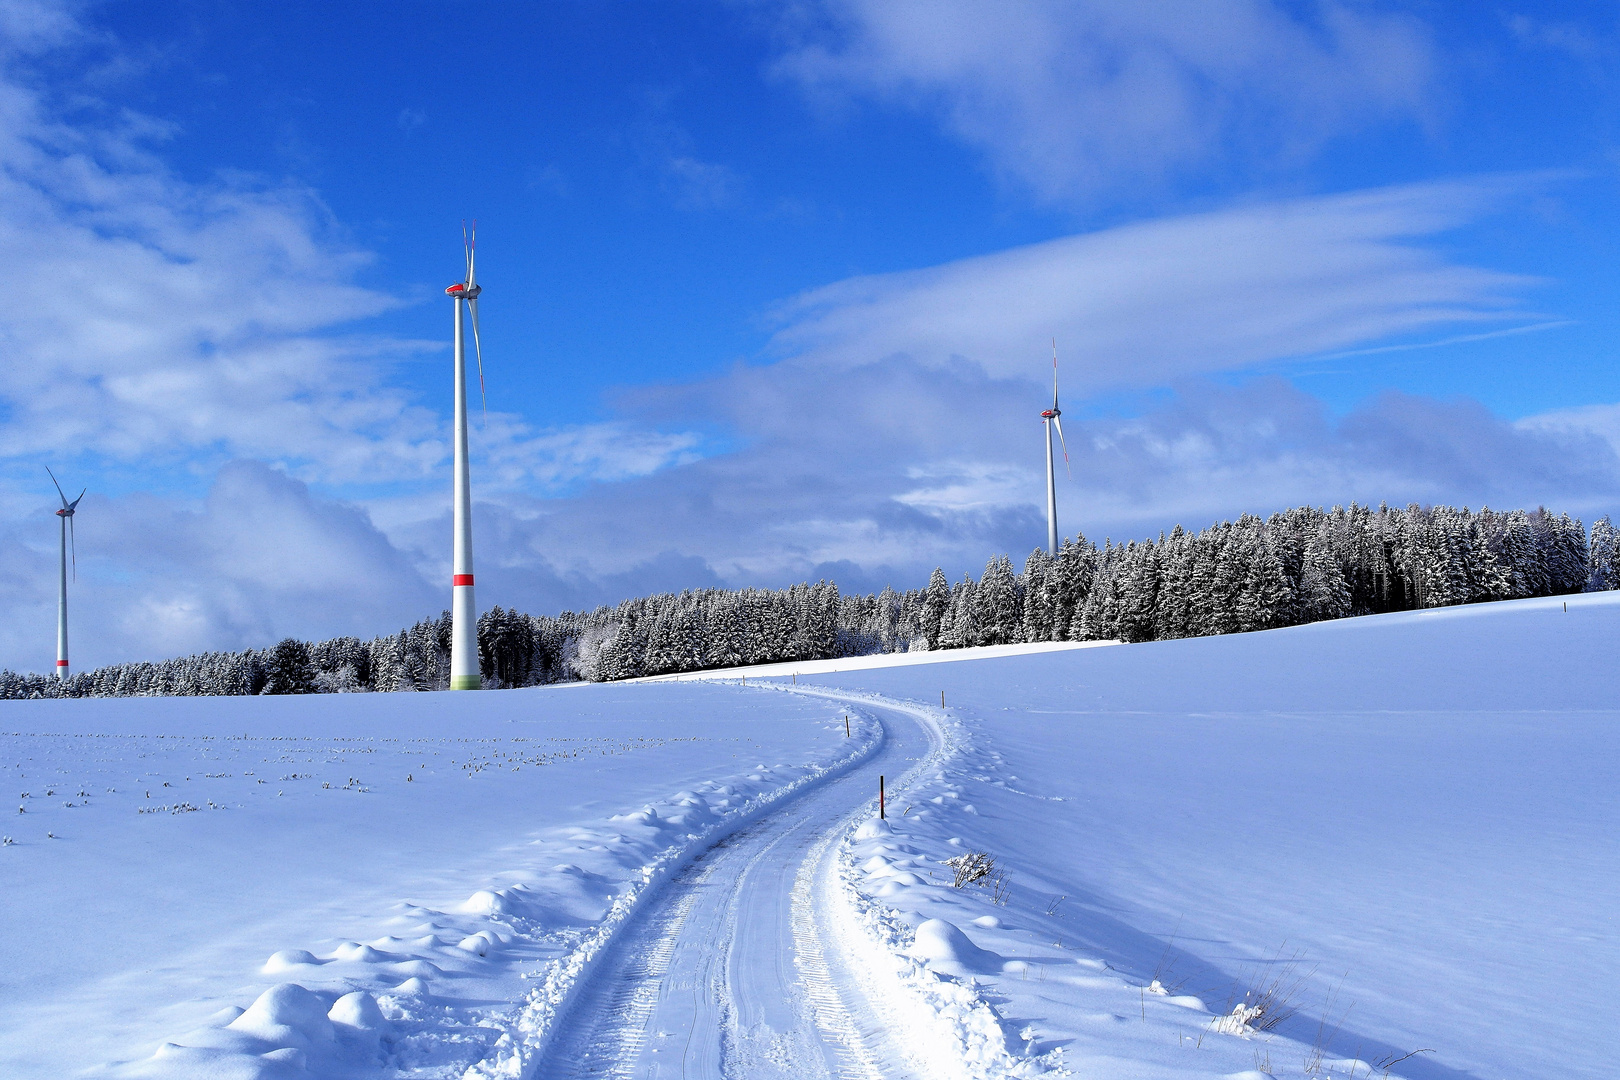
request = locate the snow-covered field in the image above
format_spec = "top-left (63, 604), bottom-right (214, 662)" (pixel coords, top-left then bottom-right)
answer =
top-left (802, 591), bottom-right (1620, 1080)
top-left (3, 593), bottom-right (1613, 1080)
top-left (0, 685), bottom-right (878, 1077)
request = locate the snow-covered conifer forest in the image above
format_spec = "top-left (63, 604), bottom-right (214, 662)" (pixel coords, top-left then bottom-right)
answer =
top-left (5, 501), bottom-right (1609, 697)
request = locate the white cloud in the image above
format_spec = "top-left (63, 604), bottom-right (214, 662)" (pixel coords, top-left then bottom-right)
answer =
top-left (663, 155), bottom-right (745, 211)
top-left (0, 5), bottom-right (711, 494)
top-left (0, 461), bottom-right (439, 672)
top-left (895, 461), bottom-right (1035, 515)
top-left (480, 418), bottom-right (709, 492)
top-left (1507, 13), bottom-right (1610, 63)
top-left (1517, 402), bottom-right (1620, 482)
top-left (419, 362), bottom-right (1620, 624)
top-left (771, 0), bottom-right (1434, 202)
top-left (766, 179), bottom-right (1540, 393)
top-left (0, 32), bottom-right (438, 478)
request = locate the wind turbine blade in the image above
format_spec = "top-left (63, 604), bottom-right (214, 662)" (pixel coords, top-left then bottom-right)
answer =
top-left (69, 513), bottom-right (76, 581)
top-left (466, 220), bottom-right (477, 289)
top-left (70, 487), bottom-right (85, 511)
top-left (45, 465), bottom-right (68, 508)
top-left (469, 296), bottom-right (487, 424)
top-left (1052, 338), bottom-right (1060, 409)
top-left (461, 219), bottom-right (471, 283)
top-left (1053, 414), bottom-right (1071, 478)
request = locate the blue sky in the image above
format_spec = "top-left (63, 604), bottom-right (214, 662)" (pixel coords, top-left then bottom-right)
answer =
top-left (5, 0), bottom-right (1620, 671)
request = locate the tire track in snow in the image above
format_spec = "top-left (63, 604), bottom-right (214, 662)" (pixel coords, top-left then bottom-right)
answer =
top-left (791, 815), bottom-right (891, 1080)
top-left (530, 701), bottom-right (936, 1079)
top-left (540, 847), bottom-right (716, 1079)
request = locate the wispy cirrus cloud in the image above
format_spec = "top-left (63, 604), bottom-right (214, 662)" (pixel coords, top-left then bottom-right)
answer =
top-left (766, 178), bottom-right (1543, 393)
top-left (770, 0), bottom-right (1435, 202)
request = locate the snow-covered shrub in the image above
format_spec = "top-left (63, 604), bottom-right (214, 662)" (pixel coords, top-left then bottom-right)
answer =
top-left (944, 850), bottom-right (996, 888)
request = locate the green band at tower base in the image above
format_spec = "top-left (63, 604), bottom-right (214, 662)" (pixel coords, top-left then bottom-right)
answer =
top-left (450, 675), bottom-right (482, 690)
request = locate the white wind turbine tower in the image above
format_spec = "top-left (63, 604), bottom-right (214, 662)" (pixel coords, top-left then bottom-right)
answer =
top-left (46, 467), bottom-right (84, 681)
top-left (1040, 340), bottom-right (1071, 555)
top-left (444, 223), bottom-right (487, 691)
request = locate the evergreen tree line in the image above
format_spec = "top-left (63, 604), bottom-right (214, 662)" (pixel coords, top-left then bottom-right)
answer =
top-left (4, 503), bottom-right (1614, 699)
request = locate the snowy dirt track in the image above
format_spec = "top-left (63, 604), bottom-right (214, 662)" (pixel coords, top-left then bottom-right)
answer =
top-left (533, 696), bottom-right (936, 1080)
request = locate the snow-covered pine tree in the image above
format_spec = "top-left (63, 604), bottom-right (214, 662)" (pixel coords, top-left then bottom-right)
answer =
top-left (261, 639), bottom-right (317, 695)
top-left (867, 586), bottom-right (903, 653)
top-left (1497, 509), bottom-right (1549, 598)
top-left (1207, 526), bottom-right (1244, 636)
top-left (1465, 515), bottom-right (1512, 603)
top-left (369, 634), bottom-right (406, 692)
top-left (1020, 549), bottom-right (1055, 644)
top-left (1234, 520), bottom-right (1292, 632)
top-left (1589, 515), bottom-right (1620, 591)
top-left (976, 556), bottom-right (1020, 645)
top-left (1115, 541), bottom-right (1160, 643)
top-left (920, 567), bottom-right (950, 649)
top-left (1054, 534), bottom-right (1096, 637)
top-left (1547, 511), bottom-right (1589, 594)
top-left (1075, 542), bottom-right (1122, 640)
top-left (1299, 524), bottom-right (1351, 622)
top-left (1184, 529), bottom-right (1221, 636)
top-left (1151, 526), bottom-right (1191, 641)
top-left (942, 577), bottom-right (978, 649)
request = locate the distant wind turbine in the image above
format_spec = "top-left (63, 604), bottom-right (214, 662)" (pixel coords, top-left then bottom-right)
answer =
top-left (444, 222), bottom-right (487, 691)
top-left (1040, 340), bottom-right (1070, 555)
top-left (45, 467), bottom-right (84, 680)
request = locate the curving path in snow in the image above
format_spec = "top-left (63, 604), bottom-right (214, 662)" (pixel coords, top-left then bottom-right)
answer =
top-left (533, 696), bottom-right (938, 1080)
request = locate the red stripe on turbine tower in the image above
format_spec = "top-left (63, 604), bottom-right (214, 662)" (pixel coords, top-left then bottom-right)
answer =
top-left (453, 574), bottom-right (474, 586)
top-left (56, 660), bottom-right (68, 666)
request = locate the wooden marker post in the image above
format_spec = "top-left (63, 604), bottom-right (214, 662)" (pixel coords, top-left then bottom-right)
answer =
top-left (845, 714), bottom-right (850, 737)
top-left (941, 690), bottom-right (945, 707)
top-left (880, 775), bottom-right (886, 819)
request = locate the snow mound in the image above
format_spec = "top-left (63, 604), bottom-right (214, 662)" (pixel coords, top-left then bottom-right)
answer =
top-left (330, 941), bottom-right (387, 963)
top-left (909, 918), bottom-right (1004, 976)
top-left (853, 817), bottom-right (893, 840)
top-left (328, 990), bottom-right (389, 1034)
top-left (261, 949), bottom-right (322, 974)
top-left (227, 982), bottom-right (336, 1049)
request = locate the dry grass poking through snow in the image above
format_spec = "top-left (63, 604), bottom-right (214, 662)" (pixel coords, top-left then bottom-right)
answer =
top-left (1211, 949), bottom-right (1315, 1035)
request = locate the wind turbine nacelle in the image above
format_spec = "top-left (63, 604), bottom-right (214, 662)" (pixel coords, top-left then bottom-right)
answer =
top-left (1040, 409), bottom-right (1060, 419)
top-left (445, 283), bottom-right (482, 298)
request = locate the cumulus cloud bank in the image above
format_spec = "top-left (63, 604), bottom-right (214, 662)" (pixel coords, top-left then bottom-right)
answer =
top-left (462, 368), bottom-right (1620, 624)
top-left (0, 462), bottom-right (439, 670)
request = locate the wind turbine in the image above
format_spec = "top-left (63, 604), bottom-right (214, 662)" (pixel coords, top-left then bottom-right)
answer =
top-left (45, 467), bottom-right (84, 681)
top-left (444, 222), bottom-right (487, 691)
top-left (1040, 340), bottom-right (1070, 555)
